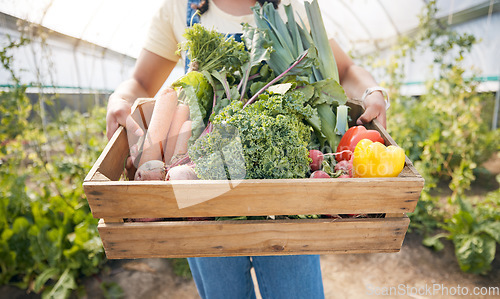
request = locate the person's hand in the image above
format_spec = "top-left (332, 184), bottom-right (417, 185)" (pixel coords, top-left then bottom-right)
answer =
top-left (356, 91), bottom-right (387, 128)
top-left (106, 94), bottom-right (143, 140)
top-left (106, 95), bottom-right (144, 177)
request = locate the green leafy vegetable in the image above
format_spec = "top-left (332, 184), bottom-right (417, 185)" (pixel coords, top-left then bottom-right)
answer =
top-left (178, 23), bottom-right (249, 73)
top-left (304, 0), bottom-right (339, 82)
top-left (190, 90), bottom-right (313, 179)
top-left (239, 24), bottom-right (274, 101)
top-left (250, 1), bottom-right (349, 150)
top-left (188, 124), bottom-right (247, 180)
top-left (423, 196), bottom-right (500, 274)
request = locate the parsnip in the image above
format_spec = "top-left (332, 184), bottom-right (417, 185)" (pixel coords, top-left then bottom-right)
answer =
top-left (170, 120), bottom-right (192, 162)
top-left (163, 104), bottom-right (190, 164)
top-left (138, 88), bottom-right (177, 167)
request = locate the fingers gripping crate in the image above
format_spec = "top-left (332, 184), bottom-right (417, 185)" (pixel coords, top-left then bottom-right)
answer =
top-left (83, 98), bottom-right (424, 259)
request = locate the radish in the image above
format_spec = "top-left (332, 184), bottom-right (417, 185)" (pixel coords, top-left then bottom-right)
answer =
top-left (309, 149), bottom-right (324, 171)
top-left (310, 170), bottom-right (330, 178)
top-left (134, 160), bottom-right (166, 181)
top-left (334, 159), bottom-right (353, 178)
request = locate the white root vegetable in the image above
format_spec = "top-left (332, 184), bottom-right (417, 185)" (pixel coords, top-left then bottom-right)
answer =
top-left (138, 88), bottom-right (178, 167)
top-left (134, 160), bottom-right (166, 181)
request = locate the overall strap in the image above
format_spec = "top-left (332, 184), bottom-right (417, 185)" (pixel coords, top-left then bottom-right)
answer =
top-left (186, 0), bottom-right (202, 27)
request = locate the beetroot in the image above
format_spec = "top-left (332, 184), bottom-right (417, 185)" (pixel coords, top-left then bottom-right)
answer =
top-left (310, 170), bottom-right (330, 178)
top-left (309, 149), bottom-right (324, 171)
top-left (166, 165), bottom-right (199, 180)
top-left (134, 160), bottom-right (166, 181)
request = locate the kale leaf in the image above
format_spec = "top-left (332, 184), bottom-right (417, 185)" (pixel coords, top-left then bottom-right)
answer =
top-left (189, 90), bottom-right (313, 179)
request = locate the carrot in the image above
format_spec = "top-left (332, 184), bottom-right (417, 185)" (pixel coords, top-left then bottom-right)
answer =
top-left (138, 88), bottom-right (178, 167)
top-left (170, 120), bottom-right (192, 162)
top-left (163, 104), bottom-right (190, 164)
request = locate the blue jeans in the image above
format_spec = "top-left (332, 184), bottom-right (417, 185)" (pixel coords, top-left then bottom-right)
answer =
top-left (187, 255), bottom-right (324, 299)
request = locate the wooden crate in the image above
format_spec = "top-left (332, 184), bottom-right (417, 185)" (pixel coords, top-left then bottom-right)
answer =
top-left (83, 98), bottom-right (424, 259)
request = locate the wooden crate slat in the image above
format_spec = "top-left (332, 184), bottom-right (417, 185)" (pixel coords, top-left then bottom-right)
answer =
top-left (84, 126), bottom-right (129, 182)
top-left (84, 176), bottom-right (422, 218)
top-left (98, 217), bottom-right (409, 259)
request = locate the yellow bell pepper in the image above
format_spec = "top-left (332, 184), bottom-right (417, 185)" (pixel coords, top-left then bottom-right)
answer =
top-left (352, 139), bottom-right (405, 178)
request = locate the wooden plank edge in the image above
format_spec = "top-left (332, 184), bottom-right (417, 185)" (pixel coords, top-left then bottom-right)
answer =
top-left (91, 171), bottom-right (111, 181)
top-left (84, 97), bottom-right (153, 183)
top-left (83, 174), bottom-right (424, 186)
top-left (84, 177), bottom-right (423, 218)
top-left (385, 213), bottom-right (405, 218)
top-left (84, 126), bottom-right (125, 182)
top-left (99, 218), bottom-right (124, 224)
top-left (96, 217), bottom-right (409, 229)
top-left (104, 248), bottom-right (403, 259)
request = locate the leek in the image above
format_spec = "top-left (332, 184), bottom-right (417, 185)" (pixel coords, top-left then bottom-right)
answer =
top-left (305, 0), bottom-right (340, 82)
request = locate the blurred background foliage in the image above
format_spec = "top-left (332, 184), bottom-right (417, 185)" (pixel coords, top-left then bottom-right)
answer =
top-left (0, 0), bottom-right (499, 298)
top-left (1, 33), bottom-right (109, 297)
top-left (358, 0), bottom-right (499, 275)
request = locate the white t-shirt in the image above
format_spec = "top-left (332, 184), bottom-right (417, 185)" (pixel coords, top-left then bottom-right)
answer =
top-left (144, 0), bottom-right (308, 62)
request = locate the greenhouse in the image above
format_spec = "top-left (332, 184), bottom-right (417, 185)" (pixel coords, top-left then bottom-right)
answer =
top-left (0, 0), bottom-right (499, 298)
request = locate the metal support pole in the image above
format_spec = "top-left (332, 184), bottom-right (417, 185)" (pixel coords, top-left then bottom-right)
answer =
top-left (492, 78), bottom-right (499, 130)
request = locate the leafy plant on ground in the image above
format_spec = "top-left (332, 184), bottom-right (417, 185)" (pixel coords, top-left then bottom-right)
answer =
top-left (0, 27), bottom-right (109, 297)
top-left (356, 0), bottom-right (500, 274)
top-left (423, 188), bottom-right (500, 275)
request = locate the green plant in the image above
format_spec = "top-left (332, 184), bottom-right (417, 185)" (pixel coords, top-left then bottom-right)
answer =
top-left (100, 281), bottom-right (125, 299)
top-left (355, 0), bottom-right (500, 274)
top-left (423, 191), bottom-right (500, 274)
top-left (0, 28), bottom-right (108, 297)
top-left (170, 258), bottom-right (192, 279)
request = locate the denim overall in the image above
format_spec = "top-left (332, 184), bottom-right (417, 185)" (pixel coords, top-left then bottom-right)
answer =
top-left (184, 1), bottom-right (325, 298)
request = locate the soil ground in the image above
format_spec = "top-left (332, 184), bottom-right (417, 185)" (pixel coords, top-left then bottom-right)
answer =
top-left (2, 233), bottom-right (499, 299)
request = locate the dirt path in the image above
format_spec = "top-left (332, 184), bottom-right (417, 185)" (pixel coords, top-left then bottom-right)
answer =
top-left (74, 233), bottom-right (498, 299)
top-left (321, 233), bottom-right (499, 299)
top-left (2, 233), bottom-right (498, 298)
